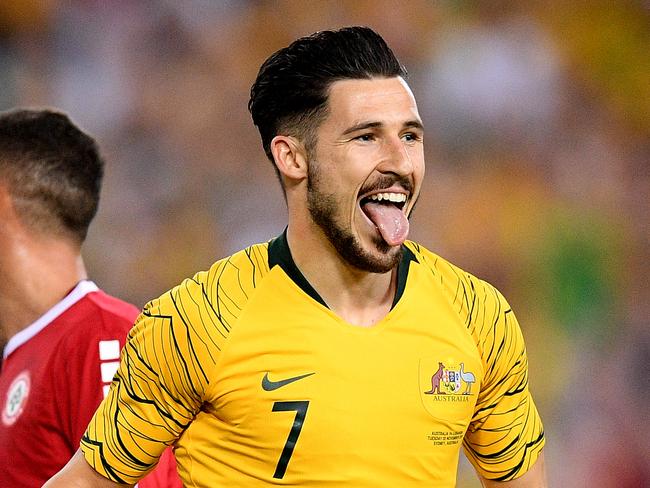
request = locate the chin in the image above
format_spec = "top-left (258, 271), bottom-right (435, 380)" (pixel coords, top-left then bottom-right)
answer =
top-left (345, 234), bottom-right (403, 273)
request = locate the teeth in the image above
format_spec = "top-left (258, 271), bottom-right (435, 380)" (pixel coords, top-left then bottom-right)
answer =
top-left (368, 193), bottom-right (407, 203)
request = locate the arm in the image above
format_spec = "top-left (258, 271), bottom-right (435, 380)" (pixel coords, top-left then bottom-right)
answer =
top-left (79, 276), bottom-right (223, 484)
top-left (462, 278), bottom-right (546, 482)
top-left (479, 451), bottom-right (547, 487)
top-left (43, 450), bottom-right (133, 488)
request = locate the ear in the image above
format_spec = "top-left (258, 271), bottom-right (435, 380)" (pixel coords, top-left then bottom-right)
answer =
top-left (270, 135), bottom-right (308, 182)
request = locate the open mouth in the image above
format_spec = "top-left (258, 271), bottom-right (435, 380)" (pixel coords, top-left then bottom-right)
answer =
top-left (359, 191), bottom-right (410, 246)
top-left (359, 191), bottom-right (409, 218)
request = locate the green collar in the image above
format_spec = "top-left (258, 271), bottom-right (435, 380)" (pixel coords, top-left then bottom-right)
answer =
top-left (268, 229), bottom-right (417, 310)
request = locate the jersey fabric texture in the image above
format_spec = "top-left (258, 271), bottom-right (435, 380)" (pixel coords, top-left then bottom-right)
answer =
top-left (81, 233), bottom-right (545, 487)
top-left (0, 281), bottom-right (139, 487)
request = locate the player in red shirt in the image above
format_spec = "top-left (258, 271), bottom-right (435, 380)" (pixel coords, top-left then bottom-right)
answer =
top-left (0, 109), bottom-right (180, 487)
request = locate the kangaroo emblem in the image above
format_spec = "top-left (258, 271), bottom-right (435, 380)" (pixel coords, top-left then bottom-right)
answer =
top-left (424, 362), bottom-right (445, 395)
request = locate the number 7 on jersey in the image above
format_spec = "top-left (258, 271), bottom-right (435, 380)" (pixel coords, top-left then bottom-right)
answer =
top-left (272, 401), bottom-right (310, 479)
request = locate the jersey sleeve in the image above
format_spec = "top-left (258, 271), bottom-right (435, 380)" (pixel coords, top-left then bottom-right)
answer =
top-left (463, 278), bottom-right (545, 481)
top-left (80, 272), bottom-right (225, 484)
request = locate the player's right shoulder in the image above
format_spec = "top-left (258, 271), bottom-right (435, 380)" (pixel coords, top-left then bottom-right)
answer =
top-left (197, 240), bottom-right (272, 312)
top-left (136, 242), bottom-right (272, 342)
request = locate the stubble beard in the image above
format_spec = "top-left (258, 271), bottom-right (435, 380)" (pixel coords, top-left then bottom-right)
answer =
top-left (306, 162), bottom-right (402, 274)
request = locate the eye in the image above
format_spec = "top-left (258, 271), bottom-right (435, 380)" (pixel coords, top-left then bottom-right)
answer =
top-left (402, 132), bottom-right (421, 143)
top-left (355, 133), bottom-right (376, 142)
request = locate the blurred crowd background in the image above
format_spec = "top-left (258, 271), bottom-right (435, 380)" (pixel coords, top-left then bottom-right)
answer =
top-left (1, 1), bottom-right (648, 486)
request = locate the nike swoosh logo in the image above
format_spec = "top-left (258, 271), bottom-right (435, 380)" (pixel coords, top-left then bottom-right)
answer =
top-left (262, 372), bottom-right (315, 391)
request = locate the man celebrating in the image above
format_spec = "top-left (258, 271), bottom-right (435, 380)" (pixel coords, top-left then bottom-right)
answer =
top-left (47, 27), bottom-right (546, 487)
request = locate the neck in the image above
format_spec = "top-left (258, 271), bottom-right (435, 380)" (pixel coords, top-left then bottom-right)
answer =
top-left (286, 222), bottom-right (397, 327)
top-left (0, 233), bottom-right (87, 351)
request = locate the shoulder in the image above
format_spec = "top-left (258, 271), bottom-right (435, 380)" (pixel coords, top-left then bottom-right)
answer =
top-left (405, 240), bottom-right (502, 302)
top-left (53, 289), bottom-right (138, 349)
top-left (119, 243), bottom-right (273, 395)
top-left (46, 290), bottom-right (137, 376)
top-left (404, 241), bottom-right (511, 336)
top-left (199, 240), bottom-right (272, 297)
top-left (85, 290), bottom-right (140, 324)
top-left (140, 241), bottom-right (272, 335)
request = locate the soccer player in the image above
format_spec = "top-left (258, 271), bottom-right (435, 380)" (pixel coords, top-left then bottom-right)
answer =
top-left (45, 27), bottom-right (547, 487)
top-left (0, 109), bottom-right (180, 487)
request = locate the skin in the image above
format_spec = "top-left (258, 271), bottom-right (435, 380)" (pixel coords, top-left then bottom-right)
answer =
top-left (43, 451), bottom-right (131, 488)
top-left (0, 182), bottom-right (88, 356)
top-left (272, 76), bottom-right (425, 327)
top-left (0, 181), bottom-right (95, 488)
top-left (44, 76), bottom-right (547, 487)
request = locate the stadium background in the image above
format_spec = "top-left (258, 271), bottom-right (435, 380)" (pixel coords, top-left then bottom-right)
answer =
top-left (1, 1), bottom-right (647, 486)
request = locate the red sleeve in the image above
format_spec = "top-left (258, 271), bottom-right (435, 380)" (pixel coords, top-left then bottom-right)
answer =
top-left (138, 448), bottom-right (183, 488)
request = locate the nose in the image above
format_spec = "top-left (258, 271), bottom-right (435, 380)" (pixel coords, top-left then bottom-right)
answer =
top-left (377, 135), bottom-right (413, 176)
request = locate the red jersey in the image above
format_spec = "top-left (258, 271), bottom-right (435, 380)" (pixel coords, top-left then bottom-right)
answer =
top-left (0, 281), bottom-right (180, 487)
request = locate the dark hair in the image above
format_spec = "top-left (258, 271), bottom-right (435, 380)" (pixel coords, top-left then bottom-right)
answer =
top-left (0, 108), bottom-right (104, 243)
top-left (249, 26), bottom-right (407, 165)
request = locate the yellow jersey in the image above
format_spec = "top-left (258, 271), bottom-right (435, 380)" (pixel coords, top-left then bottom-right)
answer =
top-left (81, 232), bottom-right (544, 487)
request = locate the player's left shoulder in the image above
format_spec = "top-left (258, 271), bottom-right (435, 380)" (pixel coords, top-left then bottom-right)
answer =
top-left (404, 240), bottom-right (479, 286)
top-left (404, 240), bottom-right (510, 315)
top-left (403, 240), bottom-right (474, 280)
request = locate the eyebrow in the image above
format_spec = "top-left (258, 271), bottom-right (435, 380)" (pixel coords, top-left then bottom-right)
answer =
top-left (341, 119), bottom-right (424, 136)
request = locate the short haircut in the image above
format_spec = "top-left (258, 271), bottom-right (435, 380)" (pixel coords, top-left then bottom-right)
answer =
top-left (0, 109), bottom-right (104, 243)
top-left (249, 26), bottom-right (407, 168)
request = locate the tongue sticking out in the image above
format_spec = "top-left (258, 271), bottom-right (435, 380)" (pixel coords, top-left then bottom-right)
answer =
top-left (362, 201), bottom-right (410, 247)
